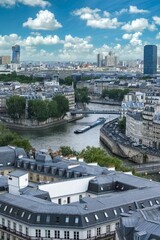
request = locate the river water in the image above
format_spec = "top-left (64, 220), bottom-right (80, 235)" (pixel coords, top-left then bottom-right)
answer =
top-left (17, 103), bottom-right (120, 153)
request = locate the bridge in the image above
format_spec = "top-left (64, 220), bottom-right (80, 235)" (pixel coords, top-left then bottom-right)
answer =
top-left (70, 109), bottom-right (120, 115)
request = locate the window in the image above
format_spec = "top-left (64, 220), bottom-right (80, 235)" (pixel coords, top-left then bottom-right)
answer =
top-left (58, 198), bottom-right (61, 205)
top-left (26, 227), bottom-right (28, 236)
top-left (21, 211), bottom-right (25, 218)
top-left (2, 218), bottom-right (5, 226)
top-left (55, 230), bottom-right (60, 239)
top-left (4, 206), bottom-right (7, 211)
top-left (79, 195), bottom-right (82, 200)
top-left (75, 217), bottom-right (79, 224)
top-left (85, 217), bottom-right (89, 223)
top-left (120, 207), bottom-right (124, 213)
top-left (104, 211), bottom-right (108, 218)
top-left (7, 220), bottom-right (10, 228)
top-left (46, 215), bottom-right (50, 223)
top-left (19, 225), bottom-right (22, 233)
top-left (36, 215), bottom-right (41, 222)
top-left (45, 230), bottom-right (50, 238)
top-left (67, 197), bottom-right (70, 204)
top-left (87, 230), bottom-right (91, 238)
top-left (149, 200), bottom-right (153, 206)
top-left (56, 216), bottom-right (60, 223)
top-left (94, 214), bottom-right (99, 220)
top-left (113, 209), bottom-right (117, 216)
top-left (156, 199), bottom-right (159, 205)
top-left (74, 231), bottom-right (79, 240)
top-left (141, 203), bottom-right (145, 208)
top-left (35, 229), bottom-right (41, 237)
top-left (13, 222), bottom-right (16, 231)
top-left (9, 208), bottom-right (13, 213)
top-left (97, 227), bottom-right (101, 236)
top-left (106, 225), bottom-right (110, 234)
top-left (28, 214), bottom-right (31, 220)
top-left (65, 217), bottom-right (69, 223)
top-left (64, 231), bottom-right (70, 239)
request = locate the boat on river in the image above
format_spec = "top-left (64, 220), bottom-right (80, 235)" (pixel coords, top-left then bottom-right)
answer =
top-left (74, 117), bottom-right (106, 134)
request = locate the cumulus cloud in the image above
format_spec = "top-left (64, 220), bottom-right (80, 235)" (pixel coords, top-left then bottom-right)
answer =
top-left (122, 32), bottom-right (142, 46)
top-left (122, 18), bottom-right (156, 32)
top-left (24, 35), bottom-right (61, 45)
top-left (73, 7), bottom-right (121, 29)
top-left (115, 5), bottom-right (149, 15)
top-left (129, 6), bottom-right (149, 14)
top-left (23, 10), bottom-right (62, 30)
top-left (153, 16), bottom-right (160, 25)
top-left (0, 0), bottom-right (50, 7)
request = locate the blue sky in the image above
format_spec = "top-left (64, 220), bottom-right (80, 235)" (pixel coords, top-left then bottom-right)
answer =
top-left (0, 0), bottom-right (160, 62)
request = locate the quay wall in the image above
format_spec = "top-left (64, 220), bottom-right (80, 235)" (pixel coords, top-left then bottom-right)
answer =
top-left (100, 120), bottom-right (160, 164)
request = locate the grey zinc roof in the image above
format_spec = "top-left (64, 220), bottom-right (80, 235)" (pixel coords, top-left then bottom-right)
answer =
top-left (9, 170), bottom-right (28, 177)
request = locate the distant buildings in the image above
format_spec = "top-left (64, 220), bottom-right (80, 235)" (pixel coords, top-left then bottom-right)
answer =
top-left (105, 51), bottom-right (117, 67)
top-left (0, 56), bottom-right (11, 65)
top-left (12, 44), bottom-right (20, 64)
top-left (143, 45), bottom-right (157, 75)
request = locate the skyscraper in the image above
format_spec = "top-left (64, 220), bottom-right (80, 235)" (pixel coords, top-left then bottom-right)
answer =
top-left (12, 44), bottom-right (20, 64)
top-left (97, 53), bottom-right (103, 67)
top-left (143, 45), bottom-right (157, 75)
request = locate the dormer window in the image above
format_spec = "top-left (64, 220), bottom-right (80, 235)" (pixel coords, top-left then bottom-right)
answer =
top-left (75, 217), bottom-right (79, 224)
top-left (85, 217), bottom-right (89, 223)
top-left (9, 208), bottom-right (13, 214)
top-left (36, 215), bottom-right (41, 222)
top-left (65, 217), bottom-right (69, 223)
top-left (113, 209), bottom-right (117, 216)
top-left (94, 214), bottom-right (99, 220)
top-left (104, 212), bottom-right (108, 218)
top-left (156, 199), bottom-right (159, 205)
top-left (4, 206), bottom-right (7, 211)
top-left (21, 212), bottom-right (25, 218)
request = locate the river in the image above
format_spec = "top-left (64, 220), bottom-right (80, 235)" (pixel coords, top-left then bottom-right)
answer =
top-left (16, 103), bottom-right (120, 153)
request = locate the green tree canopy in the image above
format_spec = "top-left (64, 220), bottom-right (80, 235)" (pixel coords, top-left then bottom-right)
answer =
top-left (28, 99), bottom-right (48, 122)
top-left (79, 146), bottom-right (122, 169)
top-left (0, 123), bottom-right (31, 151)
top-left (101, 89), bottom-right (130, 101)
top-left (75, 87), bottom-right (90, 105)
top-left (53, 95), bottom-right (69, 117)
top-left (6, 95), bottom-right (26, 120)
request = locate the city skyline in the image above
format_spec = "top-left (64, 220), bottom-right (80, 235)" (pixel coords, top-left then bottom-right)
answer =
top-left (0, 0), bottom-right (160, 62)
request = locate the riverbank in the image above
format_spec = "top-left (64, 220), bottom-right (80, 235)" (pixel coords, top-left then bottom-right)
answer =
top-left (100, 119), bottom-right (160, 166)
top-left (0, 115), bottom-right (83, 131)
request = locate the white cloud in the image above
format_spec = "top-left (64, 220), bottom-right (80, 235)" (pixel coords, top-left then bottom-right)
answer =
top-left (0, 0), bottom-right (50, 7)
top-left (24, 35), bottom-right (61, 45)
top-left (122, 32), bottom-right (142, 46)
top-left (129, 6), bottom-right (149, 14)
top-left (115, 5), bottom-right (149, 15)
top-left (23, 10), bottom-right (62, 30)
top-left (73, 7), bottom-right (121, 29)
top-left (122, 18), bottom-right (156, 32)
top-left (156, 33), bottom-right (160, 39)
top-left (153, 16), bottom-right (160, 25)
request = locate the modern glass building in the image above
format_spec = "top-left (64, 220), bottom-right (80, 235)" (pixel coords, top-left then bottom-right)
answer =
top-left (12, 44), bottom-right (20, 64)
top-left (143, 45), bottom-right (157, 75)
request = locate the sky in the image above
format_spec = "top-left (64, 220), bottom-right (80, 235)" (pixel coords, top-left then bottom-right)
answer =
top-left (0, 0), bottom-right (160, 62)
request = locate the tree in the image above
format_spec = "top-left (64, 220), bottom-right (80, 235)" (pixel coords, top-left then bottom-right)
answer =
top-left (60, 146), bottom-right (77, 156)
top-left (47, 100), bottom-right (58, 118)
top-left (6, 95), bottom-right (26, 120)
top-left (75, 87), bottom-right (90, 108)
top-left (0, 123), bottom-right (31, 151)
top-left (101, 89), bottom-right (130, 101)
top-left (79, 146), bottom-right (122, 169)
top-left (28, 100), bottom-right (48, 122)
top-left (53, 95), bottom-right (69, 117)
top-left (118, 117), bottom-right (126, 133)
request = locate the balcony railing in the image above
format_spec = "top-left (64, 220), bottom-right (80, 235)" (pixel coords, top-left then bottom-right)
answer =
top-left (0, 225), bottom-right (115, 240)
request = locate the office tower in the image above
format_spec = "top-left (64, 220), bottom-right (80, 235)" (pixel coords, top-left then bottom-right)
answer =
top-left (105, 51), bottom-right (117, 67)
top-left (12, 44), bottom-right (20, 64)
top-left (143, 45), bottom-right (157, 75)
top-left (0, 56), bottom-right (11, 65)
top-left (97, 53), bottom-right (103, 67)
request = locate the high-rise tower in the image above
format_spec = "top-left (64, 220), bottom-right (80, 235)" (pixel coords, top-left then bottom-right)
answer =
top-left (143, 45), bottom-right (157, 75)
top-left (12, 44), bottom-right (20, 64)
top-left (97, 53), bottom-right (103, 67)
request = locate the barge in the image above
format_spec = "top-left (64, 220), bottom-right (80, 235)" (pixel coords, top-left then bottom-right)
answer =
top-left (74, 117), bottom-right (106, 134)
